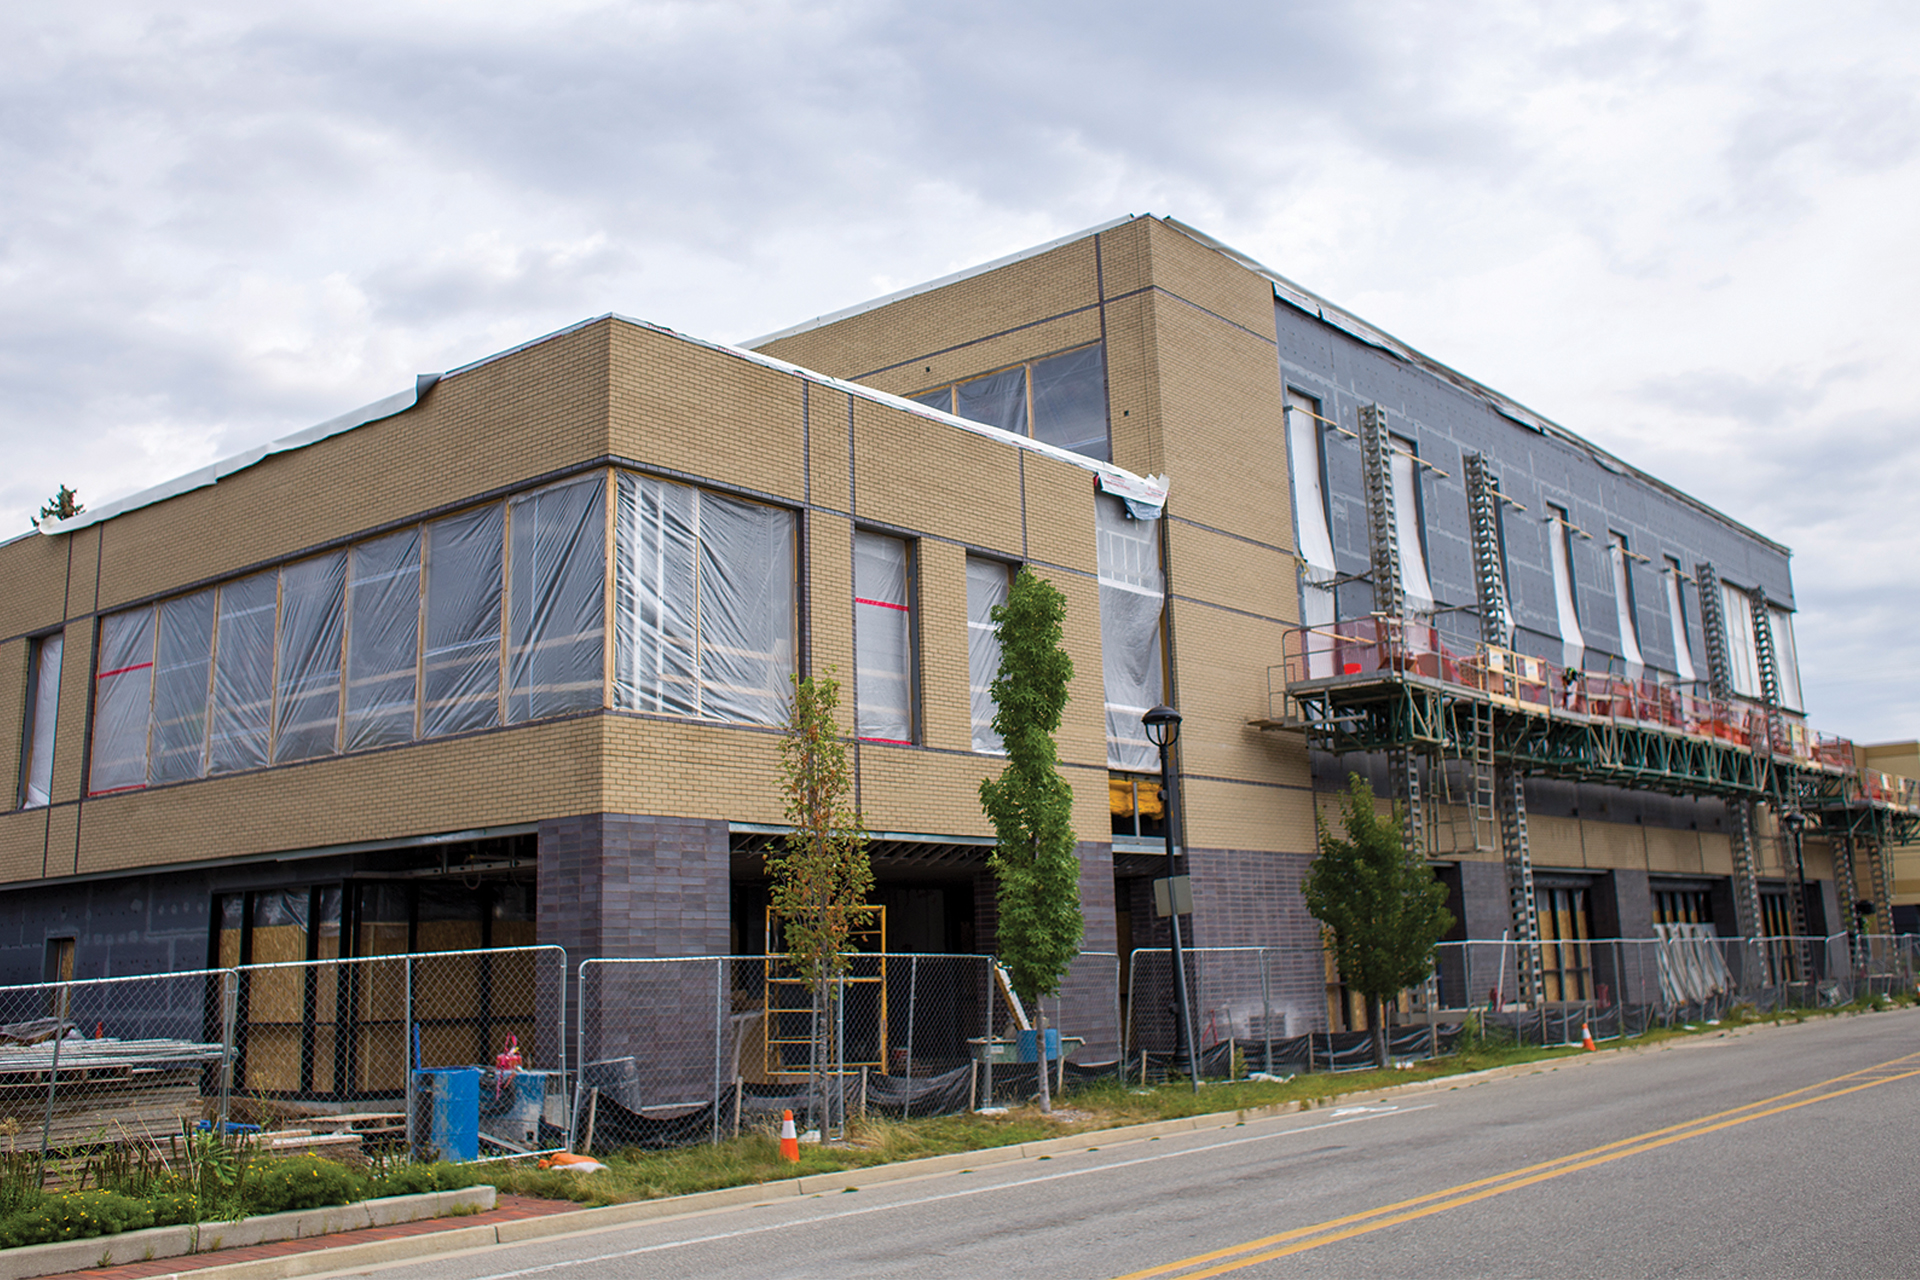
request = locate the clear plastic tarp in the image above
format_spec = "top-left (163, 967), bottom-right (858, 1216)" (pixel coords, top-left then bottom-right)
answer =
top-left (615, 472), bottom-right (794, 725)
top-left (346, 528), bottom-right (421, 751)
top-left (150, 591), bottom-right (214, 784)
top-left (1768, 605), bottom-right (1803, 712)
top-left (1096, 493), bottom-right (1164, 772)
top-left (1286, 391), bottom-right (1337, 678)
top-left (854, 532), bottom-right (912, 743)
top-left (1548, 509), bottom-right (1585, 669)
top-left (22, 633), bottom-right (63, 807)
top-left (1388, 437), bottom-right (1434, 609)
top-left (1607, 534), bottom-right (1644, 675)
top-left (1663, 564), bottom-right (1696, 683)
top-left (90, 608), bottom-right (154, 794)
top-left (966, 557), bottom-right (1010, 754)
top-left (422, 504), bottom-right (504, 738)
top-left (1721, 583), bottom-right (1759, 698)
top-left (275, 553), bottom-right (346, 763)
top-left (956, 366), bottom-right (1028, 437)
top-left (210, 572), bottom-right (277, 774)
top-left (509, 475), bottom-right (606, 723)
top-left (1030, 346), bottom-right (1107, 459)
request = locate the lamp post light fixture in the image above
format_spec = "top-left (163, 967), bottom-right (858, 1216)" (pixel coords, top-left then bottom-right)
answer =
top-left (1142, 704), bottom-right (1199, 1093)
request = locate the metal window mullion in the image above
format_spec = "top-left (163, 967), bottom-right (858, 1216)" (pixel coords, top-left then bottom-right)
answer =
top-left (414, 524), bottom-right (429, 742)
top-left (498, 499), bottom-right (514, 725)
top-left (691, 488), bottom-right (705, 718)
top-left (603, 468), bottom-right (617, 710)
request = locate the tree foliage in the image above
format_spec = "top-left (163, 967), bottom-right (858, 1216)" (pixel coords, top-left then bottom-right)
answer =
top-left (1302, 773), bottom-right (1454, 1067)
top-left (31, 486), bottom-right (82, 530)
top-left (769, 672), bottom-right (874, 986)
top-left (979, 569), bottom-right (1079, 1111)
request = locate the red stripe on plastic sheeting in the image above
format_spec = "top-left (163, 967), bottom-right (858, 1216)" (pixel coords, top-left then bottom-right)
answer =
top-left (854, 598), bottom-right (910, 612)
top-left (96, 662), bottom-right (154, 679)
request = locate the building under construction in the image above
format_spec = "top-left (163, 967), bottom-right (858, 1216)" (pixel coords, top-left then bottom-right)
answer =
top-left (3, 213), bottom-right (1914, 1058)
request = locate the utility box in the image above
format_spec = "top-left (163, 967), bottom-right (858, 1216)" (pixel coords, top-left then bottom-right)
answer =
top-left (414, 1068), bottom-right (480, 1162)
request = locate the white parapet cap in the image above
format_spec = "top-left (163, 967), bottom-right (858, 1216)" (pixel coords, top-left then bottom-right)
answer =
top-left (41, 312), bottom-right (1167, 537)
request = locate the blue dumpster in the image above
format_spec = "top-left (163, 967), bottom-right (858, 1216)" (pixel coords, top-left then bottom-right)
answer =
top-left (414, 1068), bottom-right (480, 1162)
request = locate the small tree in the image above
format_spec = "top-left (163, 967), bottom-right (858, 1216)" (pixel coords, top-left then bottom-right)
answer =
top-left (768, 672), bottom-right (874, 1133)
top-left (979, 568), bottom-right (1079, 1113)
top-left (1303, 774), bottom-right (1454, 1069)
top-left (31, 486), bottom-right (83, 529)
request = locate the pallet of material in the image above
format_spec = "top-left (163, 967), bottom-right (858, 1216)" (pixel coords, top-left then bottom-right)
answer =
top-left (0, 1069), bottom-right (203, 1149)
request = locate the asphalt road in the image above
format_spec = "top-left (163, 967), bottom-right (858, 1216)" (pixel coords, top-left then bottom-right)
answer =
top-left (328, 1010), bottom-right (1920, 1279)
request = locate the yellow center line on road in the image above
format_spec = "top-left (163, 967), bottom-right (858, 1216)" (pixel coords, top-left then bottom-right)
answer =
top-left (1114, 1049), bottom-right (1920, 1280)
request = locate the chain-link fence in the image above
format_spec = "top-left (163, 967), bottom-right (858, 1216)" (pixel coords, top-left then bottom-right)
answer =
top-left (0, 946), bottom-right (568, 1164)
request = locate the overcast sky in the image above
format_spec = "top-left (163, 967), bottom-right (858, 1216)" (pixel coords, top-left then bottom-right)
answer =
top-left (4, 0), bottom-right (1917, 742)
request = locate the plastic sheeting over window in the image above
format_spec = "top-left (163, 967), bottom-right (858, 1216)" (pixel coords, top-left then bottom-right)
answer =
top-left (22, 634), bottom-right (62, 808)
top-left (151, 591), bottom-right (214, 784)
top-left (509, 476), bottom-right (607, 723)
top-left (956, 367), bottom-right (1028, 438)
top-left (1388, 436), bottom-right (1433, 609)
top-left (346, 528), bottom-right (421, 751)
top-left (90, 610), bottom-right (154, 795)
top-left (1768, 605), bottom-right (1804, 712)
top-left (1096, 493), bottom-right (1164, 772)
top-left (1030, 346), bottom-right (1107, 459)
top-left (1721, 584), bottom-right (1760, 698)
top-left (86, 475), bottom-right (610, 792)
top-left (276, 553), bottom-right (346, 762)
top-left (423, 505), bottom-right (504, 738)
top-left (967, 557), bottom-right (1011, 754)
top-left (1547, 506), bottom-right (1584, 669)
top-left (615, 472), bottom-right (794, 726)
top-left (1607, 533), bottom-right (1644, 676)
top-left (855, 532), bottom-right (914, 744)
top-left (1663, 560), bottom-right (1696, 684)
top-left (1286, 391), bottom-right (1337, 678)
top-left (211, 573), bottom-right (276, 774)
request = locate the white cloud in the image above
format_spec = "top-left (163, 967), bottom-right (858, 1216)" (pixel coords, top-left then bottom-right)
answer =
top-left (2, 0), bottom-right (1917, 738)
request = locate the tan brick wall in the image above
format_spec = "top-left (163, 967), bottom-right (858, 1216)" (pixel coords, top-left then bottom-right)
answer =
top-left (610, 322), bottom-right (804, 505)
top-left (1101, 290), bottom-right (1164, 479)
top-left (850, 398), bottom-right (1023, 552)
top-left (859, 311), bottom-right (1103, 400)
top-left (0, 638), bottom-right (25, 807)
top-left (0, 809), bottom-right (46, 883)
top-left (1142, 218), bottom-right (1280, 338)
top-left (806, 386), bottom-right (852, 515)
top-left (49, 623), bottom-right (93, 807)
top-left (1184, 776), bottom-right (1316, 854)
top-left (756, 236), bottom-right (1103, 381)
top-left (1644, 825), bottom-right (1706, 875)
top-left (914, 540), bottom-right (971, 755)
top-left (0, 532), bottom-right (73, 644)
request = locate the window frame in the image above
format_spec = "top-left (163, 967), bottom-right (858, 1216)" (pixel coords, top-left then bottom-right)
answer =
top-left (909, 343), bottom-right (1111, 462)
top-left (19, 630), bottom-right (63, 810)
top-left (853, 529), bottom-right (919, 746)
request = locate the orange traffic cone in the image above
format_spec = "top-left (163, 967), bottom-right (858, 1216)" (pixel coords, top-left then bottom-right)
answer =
top-left (779, 1109), bottom-right (800, 1162)
top-left (1581, 1021), bottom-right (1597, 1052)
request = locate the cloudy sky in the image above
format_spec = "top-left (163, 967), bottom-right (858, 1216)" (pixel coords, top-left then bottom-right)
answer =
top-left (4, 0), bottom-right (1918, 741)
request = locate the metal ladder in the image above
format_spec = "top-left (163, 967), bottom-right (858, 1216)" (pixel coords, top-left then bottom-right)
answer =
top-left (1359, 403), bottom-right (1421, 859)
top-left (1697, 562), bottom-right (1767, 976)
top-left (1465, 453), bottom-right (1541, 1004)
top-left (1749, 585), bottom-right (1810, 983)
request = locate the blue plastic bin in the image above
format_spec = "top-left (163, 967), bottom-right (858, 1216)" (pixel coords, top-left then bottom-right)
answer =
top-left (1015, 1029), bottom-right (1061, 1062)
top-left (414, 1067), bottom-right (480, 1162)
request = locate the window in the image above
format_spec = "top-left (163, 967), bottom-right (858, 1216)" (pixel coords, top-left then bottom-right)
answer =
top-left (1767, 605), bottom-right (1804, 712)
top-left (1535, 885), bottom-right (1594, 1001)
top-left (615, 472), bottom-right (795, 725)
top-left (966, 556), bottom-right (1012, 753)
top-left (854, 532), bottom-right (914, 744)
top-left (422, 505), bottom-right (504, 738)
top-left (1109, 773), bottom-right (1166, 839)
top-left (1607, 532), bottom-right (1644, 673)
top-left (1388, 435), bottom-right (1434, 607)
top-left (1653, 888), bottom-right (1713, 927)
top-left (20, 632), bottom-right (62, 808)
top-left (150, 592), bottom-right (213, 784)
top-left (275, 553), bottom-right (347, 762)
top-left (209, 572), bottom-right (276, 774)
top-left (345, 528), bottom-right (421, 750)
top-left (1546, 505), bottom-right (1584, 666)
top-left (1287, 390), bottom-right (1338, 676)
top-left (1721, 583), bottom-right (1760, 699)
top-left (86, 477), bottom-right (611, 791)
top-left (508, 476), bottom-right (608, 723)
top-left (1096, 493), bottom-right (1164, 772)
top-left (89, 609), bottom-right (154, 795)
top-left (911, 344), bottom-right (1110, 461)
top-left (1663, 558), bottom-right (1696, 683)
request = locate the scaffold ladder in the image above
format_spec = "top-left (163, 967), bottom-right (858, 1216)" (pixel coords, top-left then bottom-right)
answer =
top-left (1834, 833), bottom-right (1862, 969)
top-left (1865, 838), bottom-right (1893, 937)
top-left (1698, 562), bottom-right (1767, 964)
top-left (1466, 451), bottom-right (1539, 1000)
top-left (1360, 402), bottom-right (1421, 859)
top-left (1750, 585), bottom-right (1810, 980)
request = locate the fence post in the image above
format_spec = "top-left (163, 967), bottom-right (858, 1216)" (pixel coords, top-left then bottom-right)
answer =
top-left (38, 980), bottom-right (71, 1161)
top-left (403, 954), bottom-right (415, 1157)
top-left (903, 955), bottom-right (918, 1120)
top-left (555, 947), bottom-right (569, 1148)
top-left (217, 971), bottom-right (238, 1139)
top-left (981, 960), bottom-right (994, 1111)
top-left (713, 957), bottom-right (725, 1146)
top-left (1261, 949), bottom-right (1273, 1075)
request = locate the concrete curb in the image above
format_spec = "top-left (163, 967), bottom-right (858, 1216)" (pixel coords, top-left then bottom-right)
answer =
top-left (0, 1188), bottom-right (495, 1280)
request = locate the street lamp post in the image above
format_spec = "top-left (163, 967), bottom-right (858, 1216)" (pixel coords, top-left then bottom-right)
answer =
top-left (1142, 704), bottom-right (1199, 1094)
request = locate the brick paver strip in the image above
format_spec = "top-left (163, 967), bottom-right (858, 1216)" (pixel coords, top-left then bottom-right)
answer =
top-left (34, 1196), bottom-right (583, 1280)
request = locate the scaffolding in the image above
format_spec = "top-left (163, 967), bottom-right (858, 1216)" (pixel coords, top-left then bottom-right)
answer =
top-left (1264, 402), bottom-right (1920, 1008)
